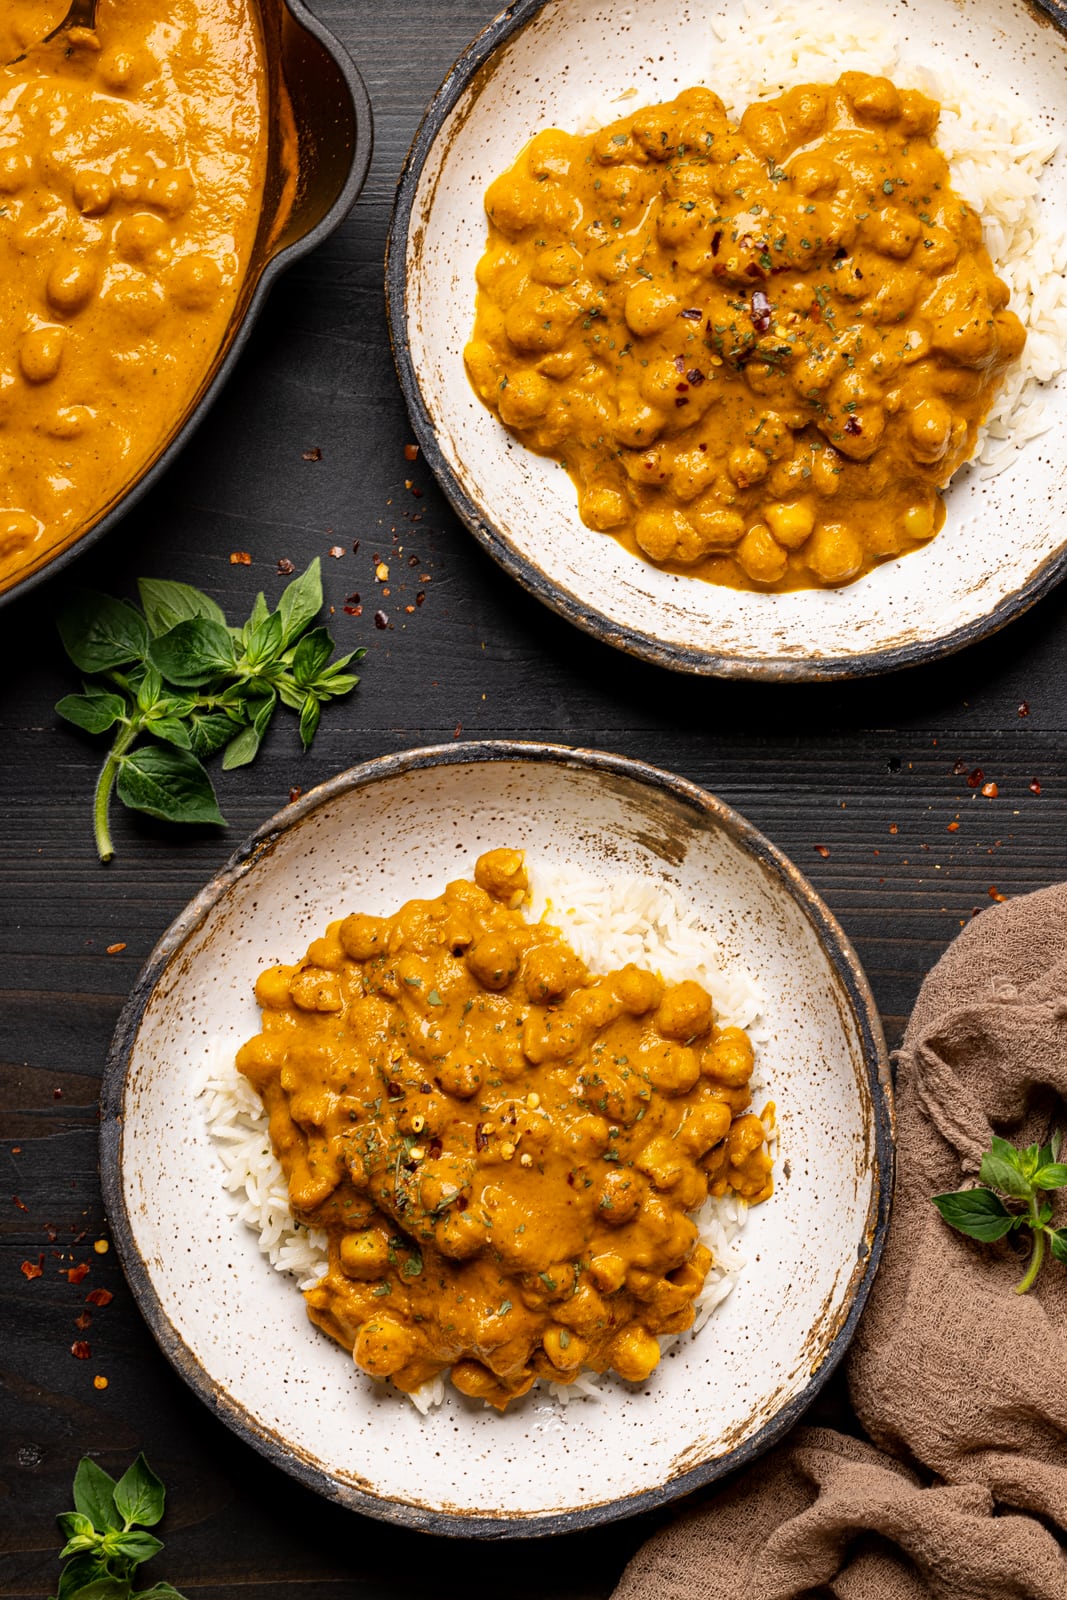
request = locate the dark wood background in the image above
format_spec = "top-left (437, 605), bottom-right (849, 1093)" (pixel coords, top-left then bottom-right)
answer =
top-left (3, 2), bottom-right (1066, 1594)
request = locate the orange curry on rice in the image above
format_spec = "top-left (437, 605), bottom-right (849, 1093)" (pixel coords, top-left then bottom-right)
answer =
top-left (465, 73), bottom-right (1025, 591)
top-left (0, 0), bottom-right (268, 592)
top-left (237, 849), bottom-right (774, 1411)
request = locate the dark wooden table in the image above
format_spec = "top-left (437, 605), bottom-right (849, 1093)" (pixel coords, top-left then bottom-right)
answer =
top-left (3, 3), bottom-right (1066, 1595)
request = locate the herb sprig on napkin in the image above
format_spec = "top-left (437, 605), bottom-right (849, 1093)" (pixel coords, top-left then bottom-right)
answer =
top-left (933, 1132), bottom-right (1067, 1293)
top-left (56, 560), bottom-right (361, 862)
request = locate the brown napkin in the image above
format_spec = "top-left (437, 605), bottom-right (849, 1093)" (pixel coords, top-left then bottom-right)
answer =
top-left (613, 884), bottom-right (1067, 1600)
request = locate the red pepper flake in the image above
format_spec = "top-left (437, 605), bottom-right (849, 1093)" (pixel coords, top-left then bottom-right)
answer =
top-left (106, 942), bottom-right (126, 955)
top-left (844, 416), bottom-right (863, 435)
top-left (276, 557), bottom-right (295, 575)
top-left (947, 821), bottom-right (959, 832)
top-left (351, 539), bottom-right (360, 554)
top-left (674, 396), bottom-right (689, 407)
top-left (888, 824), bottom-right (898, 835)
top-left (10, 1147), bottom-right (20, 1155)
top-left (952, 757), bottom-right (967, 776)
top-left (1029, 778), bottom-right (1042, 795)
top-left (13, 1195), bottom-right (27, 1211)
top-left (345, 592), bottom-right (361, 604)
top-left (328, 545), bottom-right (345, 559)
top-left (749, 289), bottom-right (772, 333)
top-left (229, 551), bottom-right (251, 566)
top-left (813, 844), bottom-right (830, 858)
top-left (1018, 701), bottom-right (1030, 717)
top-left (475, 1124), bottom-right (489, 1153)
top-left (71, 1341), bottom-right (91, 1360)
top-left (988, 886), bottom-right (1007, 903)
top-left (302, 446), bottom-right (322, 462)
top-left (686, 368), bottom-right (706, 386)
top-left (405, 605), bottom-right (415, 615)
top-left (407, 554), bottom-right (420, 567)
top-left (411, 487), bottom-right (423, 499)
top-left (415, 591), bottom-right (425, 607)
top-left (288, 786), bottom-right (302, 804)
top-left (711, 229), bottom-right (722, 256)
top-left (75, 1311), bottom-right (92, 1331)
top-left (343, 605), bottom-right (362, 616)
top-left (20, 1257), bottom-right (44, 1280)
top-left (809, 302), bottom-right (822, 323)
top-left (373, 610), bottom-right (389, 630)
top-left (404, 443), bottom-right (419, 461)
top-left (67, 1262), bottom-right (90, 1284)
top-left (966, 768), bottom-right (984, 788)
top-left (453, 724), bottom-right (462, 739)
top-left (980, 781), bottom-right (998, 798)
top-left (53, 1087), bottom-right (62, 1099)
top-left (86, 1288), bottom-right (113, 1307)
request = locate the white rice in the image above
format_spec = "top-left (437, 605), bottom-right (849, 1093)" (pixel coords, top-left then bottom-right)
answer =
top-left (578, 0), bottom-right (1067, 476)
top-left (200, 865), bottom-right (771, 1413)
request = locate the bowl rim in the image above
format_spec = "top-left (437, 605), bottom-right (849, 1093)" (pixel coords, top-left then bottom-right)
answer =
top-left (384, 0), bottom-right (1067, 682)
top-left (1, 0), bottom-right (374, 611)
top-left (99, 739), bottom-right (894, 1539)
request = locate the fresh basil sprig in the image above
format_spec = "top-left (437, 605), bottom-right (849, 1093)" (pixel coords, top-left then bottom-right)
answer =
top-left (53, 1454), bottom-right (186, 1599)
top-left (932, 1131), bottom-right (1067, 1294)
top-left (56, 561), bottom-right (362, 862)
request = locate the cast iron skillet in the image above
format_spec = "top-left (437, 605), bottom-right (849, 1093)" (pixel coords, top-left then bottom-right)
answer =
top-left (1, 0), bottom-right (372, 607)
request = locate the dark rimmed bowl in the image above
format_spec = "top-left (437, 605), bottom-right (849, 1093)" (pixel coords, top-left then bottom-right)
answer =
top-left (385, 0), bottom-right (1067, 680)
top-left (1, 0), bottom-right (372, 606)
top-left (100, 741), bottom-right (892, 1537)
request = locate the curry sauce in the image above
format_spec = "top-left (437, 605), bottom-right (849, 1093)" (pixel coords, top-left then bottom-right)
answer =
top-left (0, 0), bottom-right (267, 590)
top-left (466, 74), bottom-right (1026, 590)
top-left (237, 850), bottom-right (774, 1411)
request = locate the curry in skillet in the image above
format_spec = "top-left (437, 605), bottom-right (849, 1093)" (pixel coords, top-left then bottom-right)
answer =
top-left (237, 850), bottom-right (773, 1410)
top-left (465, 73), bottom-right (1025, 590)
top-left (0, 0), bottom-right (267, 592)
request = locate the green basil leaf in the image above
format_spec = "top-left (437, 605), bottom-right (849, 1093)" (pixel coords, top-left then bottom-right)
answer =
top-left (298, 693), bottom-right (321, 750)
top-left (133, 1586), bottom-right (189, 1599)
top-left (277, 558), bottom-right (323, 646)
top-left (243, 609), bottom-right (283, 668)
top-left (56, 690), bottom-right (128, 736)
top-left (317, 672), bottom-right (360, 699)
top-left (58, 1513), bottom-right (98, 1545)
top-left (116, 746), bottom-right (225, 827)
top-left (138, 577), bottom-right (226, 637)
top-left (73, 1459), bottom-right (120, 1532)
top-left (291, 626), bottom-right (334, 686)
top-left (978, 1152), bottom-right (1033, 1200)
top-left (931, 1187), bottom-right (1016, 1242)
top-left (1020, 1143), bottom-right (1043, 1181)
top-left (58, 1534), bottom-right (99, 1560)
top-left (186, 709), bottom-right (243, 759)
top-left (113, 1454), bottom-right (165, 1530)
top-left (1032, 1163), bottom-right (1067, 1192)
top-left (109, 1530), bottom-right (164, 1564)
top-left (275, 675), bottom-right (305, 712)
top-left (149, 618), bottom-right (236, 686)
top-left (221, 723), bottom-right (260, 771)
top-left (59, 593), bottom-right (150, 673)
top-left (57, 1552), bottom-right (111, 1600)
top-left (60, 1570), bottom-right (129, 1600)
top-left (988, 1135), bottom-right (1019, 1165)
top-left (1048, 1228), bottom-right (1067, 1264)
top-left (147, 716), bottom-right (192, 751)
top-left (136, 665), bottom-right (164, 715)
top-left (1052, 1131), bottom-right (1063, 1163)
top-left (1037, 1201), bottom-right (1054, 1226)
top-left (244, 590), bottom-right (270, 640)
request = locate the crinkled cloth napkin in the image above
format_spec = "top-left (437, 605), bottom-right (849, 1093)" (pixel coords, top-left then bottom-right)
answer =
top-left (613, 884), bottom-right (1067, 1600)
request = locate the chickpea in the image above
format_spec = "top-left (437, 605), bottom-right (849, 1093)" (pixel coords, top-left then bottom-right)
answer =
top-left (19, 327), bottom-right (65, 384)
top-left (614, 963), bottom-right (663, 1015)
top-left (522, 941), bottom-right (583, 1002)
top-left (169, 253), bottom-right (222, 313)
top-left (644, 1042), bottom-right (701, 1094)
top-left (253, 965), bottom-right (295, 1010)
top-left (46, 405), bottom-right (94, 440)
top-left (908, 397), bottom-right (954, 464)
top-left (434, 1208), bottom-right (486, 1260)
top-left (339, 1230), bottom-right (390, 1280)
top-left (739, 103), bottom-right (789, 160)
top-left (0, 510), bottom-right (39, 560)
top-left (728, 445), bottom-right (769, 487)
top-left (580, 487), bottom-right (629, 530)
top-left (0, 150), bottom-right (32, 194)
top-left (636, 1135), bottom-right (684, 1190)
top-left (763, 498), bottom-right (816, 549)
top-left (634, 508), bottom-right (701, 563)
top-left (543, 1325), bottom-right (586, 1372)
top-left (353, 1317), bottom-right (413, 1378)
top-left (47, 255), bottom-right (98, 316)
top-left (610, 1325), bottom-right (661, 1382)
top-left (588, 1252), bottom-right (627, 1293)
top-left (623, 278), bottom-right (680, 338)
top-left (289, 967), bottom-right (343, 1013)
top-left (702, 1026), bottom-right (755, 1087)
top-left (614, 399), bottom-right (664, 448)
top-left (806, 523), bottom-right (865, 586)
top-left (498, 369), bottom-right (553, 427)
top-left (847, 74), bottom-right (902, 122)
top-left (106, 281), bottom-right (167, 333)
top-left (339, 913), bottom-right (388, 961)
top-left (466, 932), bottom-right (520, 990)
top-left (523, 1009), bottom-right (585, 1064)
top-left (790, 155), bottom-right (839, 197)
top-left (72, 169), bottom-right (113, 215)
top-left (677, 1098), bottom-right (733, 1156)
top-left (736, 524), bottom-right (788, 585)
top-left (144, 167), bottom-right (194, 219)
top-left (903, 503), bottom-right (936, 542)
top-left (115, 212), bottom-right (170, 265)
top-left (669, 446), bottom-right (717, 503)
top-left (437, 1055), bottom-right (483, 1100)
top-left (655, 980), bottom-right (713, 1040)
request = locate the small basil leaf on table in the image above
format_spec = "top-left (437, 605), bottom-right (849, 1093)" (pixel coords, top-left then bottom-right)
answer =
top-left (55, 559), bottom-right (362, 860)
top-left (116, 746), bottom-right (226, 827)
top-left (56, 1554), bottom-right (122, 1600)
top-left (72, 1459), bottom-right (121, 1533)
top-left (112, 1455), bottom-right (165, 1529)
top-left (105, 1532), bottom-right (164, 1565)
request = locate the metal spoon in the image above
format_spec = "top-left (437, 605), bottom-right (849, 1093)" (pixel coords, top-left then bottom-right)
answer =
top-left (7, 0), bottom-right (99, 67)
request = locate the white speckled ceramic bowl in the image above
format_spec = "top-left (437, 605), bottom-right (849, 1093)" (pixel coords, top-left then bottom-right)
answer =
top-left (101, 744), bottom-right (891, 1535)
top-left (386, 0), bottom-right (1067, 679)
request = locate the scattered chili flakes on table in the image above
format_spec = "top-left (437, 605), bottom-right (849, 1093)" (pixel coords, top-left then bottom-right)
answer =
top-left (93, 1375), bottom-right (108, 1390)
top-left (1018, 702), bottom-right (1030, 717)
top-left (888, 824), bottom-right (898, 835)
top-left (67, 1261), bottom-right (90, 1284)
top-left (276, 557), bottom-right (295, 575)
top-left (966, 768), bottom-right (985, 788)
top-left (404, 443), bottom-right (419, 461)
top-left (1030, 779), bottom-right (1042, 795)
top-left (980, 782), bottom-right (999, 799)
top-left (229, 551), bottom-right (251, 566)
top-left (813, 844), bottom-right (830, 858)
top-left (947, 821), bottom-right (960, 833)
top-left (302, 446), bottom-right (322, 461)
top-left (13, 1195), bottom-right (27, 1211)
top-left (289, 786), bottom-right (302, 804)
top-left (20, 1257), bottom-right (43, 1280)
top-left (71, 1341), bottom-right (91, 1360)
top-left (75, 1310), bottom-right (92, 1331)
top-left (952, 758), bottom-right (968, 776)
top-left (988, 886), bottom-right (1008, 903)
top-left (328, 545), bottom-right (345, 559)
top-left (86, 1288), bottom-right (113, 1307)
top-left (373, 610), bottom-right (389, 630)
top-left (106, 942), bottom-right (126, 955)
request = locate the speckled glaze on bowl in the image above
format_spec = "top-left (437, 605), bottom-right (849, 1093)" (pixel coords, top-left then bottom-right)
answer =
top-left (101, 743), bottom-right (891, 1536)
top-left (386, 0), bottom-right (1067, 680)
top-left (1, 0), bottom-right (373, 606)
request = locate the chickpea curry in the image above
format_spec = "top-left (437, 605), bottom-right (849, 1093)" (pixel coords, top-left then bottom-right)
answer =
top-left (0, 0), bottom-right (267, 592)
top-left (237, 850), bottom-right (774, 1411)
top-left (466, 74), bottom-right (1025, 591)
